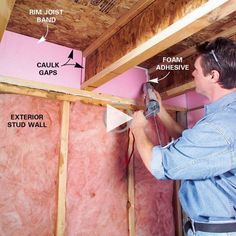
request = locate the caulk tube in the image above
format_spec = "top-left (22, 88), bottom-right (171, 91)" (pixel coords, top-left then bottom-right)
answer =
top-left (143, 82), bottom-right (160, 118)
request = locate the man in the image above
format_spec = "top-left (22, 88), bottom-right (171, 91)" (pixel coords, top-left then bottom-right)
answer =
top-left (130, 37), bottom-right (236, 235)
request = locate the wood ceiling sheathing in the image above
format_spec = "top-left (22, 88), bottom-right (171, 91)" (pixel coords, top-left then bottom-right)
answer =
top-left (140, 11), bottom-right (236, 70)
top-left (7, 0), bottom-right (141, 51)
top-left (0, 0), bottom-right (15, 41)
top-left (84, 0), bottom-right (209, 84)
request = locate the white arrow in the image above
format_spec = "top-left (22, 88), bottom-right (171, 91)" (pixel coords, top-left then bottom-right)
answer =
top-left (149, 71), bottom-right (170, 83)
top-left (37, 36), bottom-right (46, 44)
top-left (149, 77), bottom-right (159, 83)
top-left (37, 24), bottom-right (49, 44)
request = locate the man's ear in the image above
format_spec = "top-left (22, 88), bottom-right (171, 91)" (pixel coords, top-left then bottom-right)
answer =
top-left (210, 70), bottom-right (220, 83)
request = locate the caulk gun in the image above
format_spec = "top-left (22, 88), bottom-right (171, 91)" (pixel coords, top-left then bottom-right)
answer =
top-left (143, 82), bottom-right (160, 118)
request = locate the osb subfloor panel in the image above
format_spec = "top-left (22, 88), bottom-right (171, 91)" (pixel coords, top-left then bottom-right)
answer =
top-left (7, 0), bottom-right (141, 50)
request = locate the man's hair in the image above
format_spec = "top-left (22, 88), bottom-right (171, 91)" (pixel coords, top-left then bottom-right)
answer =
top-left (196, 37), bottom-right (236, 89)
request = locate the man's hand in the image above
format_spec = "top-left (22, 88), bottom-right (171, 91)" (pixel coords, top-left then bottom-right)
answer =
top-left (130, 110), bottom-right (148, 133)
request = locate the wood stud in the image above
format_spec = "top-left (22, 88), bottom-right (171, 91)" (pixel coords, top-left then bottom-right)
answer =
top-left (56, 101), bottom-right (70, 236)
top-left (127, 131), bottom-right (135, 236)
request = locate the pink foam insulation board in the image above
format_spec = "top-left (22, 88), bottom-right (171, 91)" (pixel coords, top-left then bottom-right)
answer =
top-left (188, 108), bottom-right (205, 128)
top-left (0, 94), bottom-right (61, 235)
top-left (95, 67), bottom-right (148, 99)
top-left (0, 31), bottom-right (148, 100)
top-left (163, 93), bottom-right (187, 108)
top-left (163, 90), bottom-right (208, 128)
top-left (0, 31), bottom-right (84, 89)
top-left (186, 90), bottom-right (209, 109)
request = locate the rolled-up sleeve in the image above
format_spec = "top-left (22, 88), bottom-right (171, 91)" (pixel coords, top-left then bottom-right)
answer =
top-left (150, 120), bottom-right (234, 180)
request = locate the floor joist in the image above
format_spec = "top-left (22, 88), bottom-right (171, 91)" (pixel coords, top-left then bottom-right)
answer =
top-left (82, 0), bottom-right (235, 91)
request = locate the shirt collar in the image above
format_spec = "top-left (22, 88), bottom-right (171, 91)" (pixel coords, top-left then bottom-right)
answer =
top-left (204, 92), bottom-right (236, 115)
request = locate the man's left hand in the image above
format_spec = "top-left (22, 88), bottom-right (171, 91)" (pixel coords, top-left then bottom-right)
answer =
top-left (130, 111), bottom-right (148, 133)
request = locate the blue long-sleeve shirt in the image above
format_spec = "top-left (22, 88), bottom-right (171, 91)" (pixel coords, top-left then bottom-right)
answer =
top-left (151, 92), bottom-right (236, 222)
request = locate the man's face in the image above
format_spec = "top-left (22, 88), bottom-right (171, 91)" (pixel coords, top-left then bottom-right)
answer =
top-left (192, 56), bottom-right (211, 96)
